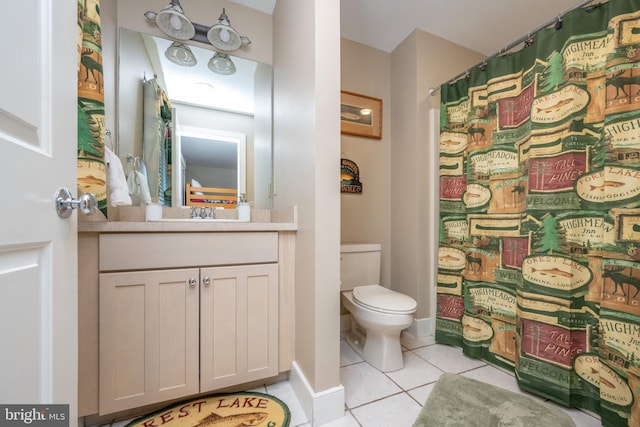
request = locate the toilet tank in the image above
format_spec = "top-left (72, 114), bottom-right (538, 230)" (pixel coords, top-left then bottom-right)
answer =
top-left (340, 243), bottom-right (381, 291)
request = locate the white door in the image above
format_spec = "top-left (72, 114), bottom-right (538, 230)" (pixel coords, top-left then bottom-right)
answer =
top-left (0, 0), bottom-right (79, 421)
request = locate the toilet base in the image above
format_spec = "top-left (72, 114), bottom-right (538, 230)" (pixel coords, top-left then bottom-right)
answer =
top-left (345, 327), bottom-right (405, 373)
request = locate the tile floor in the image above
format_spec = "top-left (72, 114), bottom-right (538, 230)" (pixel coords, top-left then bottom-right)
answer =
top-left (111, 333), bottom-right (603, 427)
top-left (255, 333), bottom-right (603, 427)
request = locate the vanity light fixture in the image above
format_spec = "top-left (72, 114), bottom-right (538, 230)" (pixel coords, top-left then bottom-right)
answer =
top-left (165, 42), bottom-right (197, 66)
top-left (145, 2), bottom-right (251, 52)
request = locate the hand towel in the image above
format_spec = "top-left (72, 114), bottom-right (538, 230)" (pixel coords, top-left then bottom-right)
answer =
top-left (127, 169), bottom-right (152, 206)
top-left (104, 147), bottom-right (132, 207)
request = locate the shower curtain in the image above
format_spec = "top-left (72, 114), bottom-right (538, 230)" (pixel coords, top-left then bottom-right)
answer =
top-left (77, 0), bottom-right (107, 216)
top-left (436, 1), bottom-right (640, 426)
top-left (143, 78), bottom-right (173, 206)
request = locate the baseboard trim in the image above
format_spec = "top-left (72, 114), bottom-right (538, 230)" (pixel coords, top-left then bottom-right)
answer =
top-left (289, 362), bottom-right (345, 426)
top-left (407, 317), bottom-right (434, 338)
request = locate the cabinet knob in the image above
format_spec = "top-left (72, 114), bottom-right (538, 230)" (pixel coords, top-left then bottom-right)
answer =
top-left (188, 278), bottom-right (197, 287)
top-left (202, 276), bottom-right (211, 286)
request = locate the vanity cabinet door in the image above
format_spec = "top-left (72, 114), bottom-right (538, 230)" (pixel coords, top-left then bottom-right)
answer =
top-left (99, 268), bottom-right (200, 415)
top-left (200, 263), bottom-right (279, 391)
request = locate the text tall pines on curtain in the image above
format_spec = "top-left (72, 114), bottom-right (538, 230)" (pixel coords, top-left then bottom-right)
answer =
top-left (436, 1), bottom-right (640, 426)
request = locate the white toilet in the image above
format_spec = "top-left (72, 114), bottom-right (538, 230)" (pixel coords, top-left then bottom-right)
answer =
top-left (340, 243), bottom-right (417, 372)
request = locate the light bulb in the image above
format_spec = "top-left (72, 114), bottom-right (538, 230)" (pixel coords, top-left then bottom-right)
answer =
top-left (220, 28), bottom-right (230, 42)
top-left (170, 14), bottom-right (183, 30)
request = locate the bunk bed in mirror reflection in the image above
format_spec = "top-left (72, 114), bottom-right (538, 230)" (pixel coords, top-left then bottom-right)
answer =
top-left (185, 182), bottom-right (238, 208)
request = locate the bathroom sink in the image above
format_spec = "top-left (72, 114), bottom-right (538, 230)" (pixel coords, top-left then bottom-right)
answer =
top-left (150, 218), bottom-right (249, 223)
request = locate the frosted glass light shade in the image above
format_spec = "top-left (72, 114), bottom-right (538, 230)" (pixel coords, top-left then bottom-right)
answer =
top-left (208, 53), bottom-right (236, 75)
top-left (206, 9), bottom-right (241, 51)
top-left (165, 42), bottom-right (197, 66)
top-left (156, 0), bottom-right (195, 40)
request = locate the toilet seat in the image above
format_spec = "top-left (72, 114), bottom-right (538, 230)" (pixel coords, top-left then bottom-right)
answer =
top-left (352, 284), bottom-right (416, 314)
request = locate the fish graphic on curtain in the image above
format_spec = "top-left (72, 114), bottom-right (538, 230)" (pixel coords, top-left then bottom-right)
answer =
top-left (436, 1), bottom-right (640, 426)
top-left (77, 0), bottom-right (107, 216)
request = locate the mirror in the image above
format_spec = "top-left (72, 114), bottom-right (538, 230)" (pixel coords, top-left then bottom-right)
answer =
top-left (117, 28), bottom-right (273, 209)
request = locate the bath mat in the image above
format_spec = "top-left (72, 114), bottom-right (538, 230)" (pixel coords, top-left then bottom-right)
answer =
top-left (413, 373), bottom-right (575, 427)
top-left (125, 391), bottom-right (290, 427)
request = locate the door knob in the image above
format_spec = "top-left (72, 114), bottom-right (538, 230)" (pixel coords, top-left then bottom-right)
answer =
top-left (55, 187), bottom-right (98, 218)
top-left (202, 276), bottom-right (211, 286)
top-left (188, 278), bottom-right (197, 287)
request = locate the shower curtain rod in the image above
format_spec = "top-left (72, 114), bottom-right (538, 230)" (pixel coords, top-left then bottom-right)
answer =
top-left (428, 0), bottom-right (596, 96)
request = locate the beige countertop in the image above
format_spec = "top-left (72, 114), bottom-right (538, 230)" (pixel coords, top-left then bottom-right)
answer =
top-left (78, 205), bottom-right (297, 233)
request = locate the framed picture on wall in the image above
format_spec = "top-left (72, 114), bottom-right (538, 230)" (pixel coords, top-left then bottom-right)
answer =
top-left (340, 91), bottom-right (382, 139)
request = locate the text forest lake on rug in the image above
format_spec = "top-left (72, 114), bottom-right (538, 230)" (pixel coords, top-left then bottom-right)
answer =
top-left (125, 392), bottom-right (290, 427)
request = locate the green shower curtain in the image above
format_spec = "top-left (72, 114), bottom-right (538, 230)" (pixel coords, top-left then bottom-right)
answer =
top-left (77, 0), bottom-right (107, 216)
top-left (436, 1), bottom-right (640, 425)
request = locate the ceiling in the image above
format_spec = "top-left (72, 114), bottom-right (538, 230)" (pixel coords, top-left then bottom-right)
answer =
top-left (230, 0), bottom-right (585, 55)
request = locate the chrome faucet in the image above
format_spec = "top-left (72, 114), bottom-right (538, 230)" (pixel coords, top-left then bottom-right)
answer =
top-left (194, 207), bottom-right (215, 219)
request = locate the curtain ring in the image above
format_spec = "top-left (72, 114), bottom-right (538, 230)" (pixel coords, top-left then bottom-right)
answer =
top-left (105, 129), bottom-right (114, 150)
top-left (524, 33), bottom-right (534, 47)
top-left (555, 15), bottom-right (563, 30)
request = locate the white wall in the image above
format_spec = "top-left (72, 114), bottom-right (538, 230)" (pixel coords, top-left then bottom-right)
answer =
top-left (254, 63), bottom-right (274, 209)
top-left (340, 39), bottom-right (392, 288)
top-left (117, 29), bottom-right (151, 161)
top-left (273, 0), bottom-right (344, 424)
top-left (390, 30), bottom-right (485, 325)
top-left (186, 165), bottom-right (236, 189)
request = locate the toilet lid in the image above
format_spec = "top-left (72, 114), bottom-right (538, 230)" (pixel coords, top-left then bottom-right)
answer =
top-left (353, 285), bottom-right (417, 314)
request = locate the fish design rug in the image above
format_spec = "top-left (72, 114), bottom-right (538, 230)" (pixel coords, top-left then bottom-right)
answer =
top-left (125, 392), bottom-right (290, 427)
top-left (412, 373), bottom-right (576, 427)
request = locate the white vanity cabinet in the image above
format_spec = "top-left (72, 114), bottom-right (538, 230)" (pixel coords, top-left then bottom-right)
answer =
top-left (96, 232), bottom-right (281, 415)
top-left (99, 268), bottom-right (200, 415)
top-left (199, 264), bottom-right (279, 391)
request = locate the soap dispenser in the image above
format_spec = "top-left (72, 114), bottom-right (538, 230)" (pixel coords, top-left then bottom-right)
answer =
top-left (237, 193), bottom-right (250, 221)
